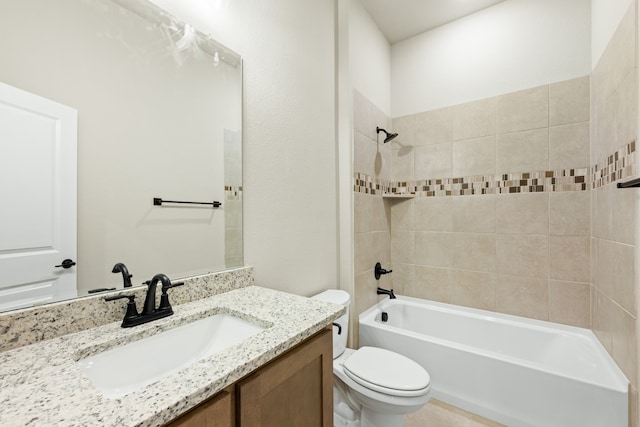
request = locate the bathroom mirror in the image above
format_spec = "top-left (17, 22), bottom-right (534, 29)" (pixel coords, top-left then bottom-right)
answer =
top-left (0, 0), bottom-right (242, 312)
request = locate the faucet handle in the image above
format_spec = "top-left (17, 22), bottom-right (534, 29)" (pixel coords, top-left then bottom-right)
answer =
top-left (158, 281), bottom-right (184, 311)
top-left (104, 294), bottom-right (140, 325)
top-left (142, 280), bottom-right (185, 292)
top-left (104, 294), bottom-right (132, 302)
top-left (162, 281), bottom-right (185, 293)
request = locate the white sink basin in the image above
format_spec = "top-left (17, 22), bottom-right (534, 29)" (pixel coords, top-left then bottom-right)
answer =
top-left (77, 314), bottom-right (266, 398)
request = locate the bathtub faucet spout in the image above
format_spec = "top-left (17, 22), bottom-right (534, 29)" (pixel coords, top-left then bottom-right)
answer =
top-left (377, 287), bottom-right (396, 299)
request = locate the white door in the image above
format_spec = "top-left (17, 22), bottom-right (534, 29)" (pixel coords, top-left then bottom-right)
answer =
top-left (0, 81), bottom-right (77, 311)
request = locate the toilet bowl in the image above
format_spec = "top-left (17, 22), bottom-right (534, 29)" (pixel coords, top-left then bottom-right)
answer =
top-left (312, 290), bottom-right (431, 427)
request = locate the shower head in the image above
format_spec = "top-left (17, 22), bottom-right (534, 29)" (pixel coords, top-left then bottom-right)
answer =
top-left (376, 127), bottom-right (398, 143)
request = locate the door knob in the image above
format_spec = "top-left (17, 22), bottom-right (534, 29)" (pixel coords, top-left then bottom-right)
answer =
top-left (55, 259), bottom-right (76, 269)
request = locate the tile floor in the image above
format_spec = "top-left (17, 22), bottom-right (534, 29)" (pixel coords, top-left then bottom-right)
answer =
top-left (406, 399), bottom-right (506, 427)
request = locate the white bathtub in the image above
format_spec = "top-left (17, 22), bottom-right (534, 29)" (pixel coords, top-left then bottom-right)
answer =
top-left (359, 296), bottom-right (628, 427)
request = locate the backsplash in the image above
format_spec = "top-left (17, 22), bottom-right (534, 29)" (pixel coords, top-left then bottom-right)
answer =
top-left (0, 266), bottom-right (254, 352)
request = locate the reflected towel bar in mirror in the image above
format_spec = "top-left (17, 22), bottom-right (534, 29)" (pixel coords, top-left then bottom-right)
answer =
top-left (153, 197), bottom-right (222, 208)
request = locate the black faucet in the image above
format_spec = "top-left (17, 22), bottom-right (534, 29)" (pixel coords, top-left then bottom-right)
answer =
top-left (377, 287), bottom-right (396, 299)
top-left (142, 273), bottom-right (182, 315)
top-left (112, 263), bottom-right (133, 288)
top-left (105, 273), bottom-right (184, 328)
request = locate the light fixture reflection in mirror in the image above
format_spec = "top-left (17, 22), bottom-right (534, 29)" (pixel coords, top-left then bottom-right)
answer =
top-left (0, 0), bottom-right (243, 313)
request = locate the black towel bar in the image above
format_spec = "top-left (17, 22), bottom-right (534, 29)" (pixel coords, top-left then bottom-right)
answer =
top-left (617, 177), bottom-right (640, 188)
top-left (153, 197), bottom-right (222, 208)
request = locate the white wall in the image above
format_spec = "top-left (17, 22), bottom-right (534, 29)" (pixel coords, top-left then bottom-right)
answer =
top-left (349, 0), bottom-right (391, 116)
top-left (337, 0), bottom-right (355, 302)
top-left (391, 0), bottom-right (591, 117)
top-left (591, 0), bottom-right (634, 68)
top-left (149, 0), bottom-right (339, 296)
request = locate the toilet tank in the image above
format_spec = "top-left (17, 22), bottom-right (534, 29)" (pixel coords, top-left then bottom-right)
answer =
top-left (312, 289), bottom-right (350, 358)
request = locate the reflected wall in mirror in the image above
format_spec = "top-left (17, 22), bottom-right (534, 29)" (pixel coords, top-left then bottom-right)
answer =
top-left (0, 0), bottom-right (243, 312)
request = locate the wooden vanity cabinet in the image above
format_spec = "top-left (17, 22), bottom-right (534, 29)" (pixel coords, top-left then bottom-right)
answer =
top-left (166, 328), bottom-right (333, 427)
top-left (166, 386), bottom-right (235, 427)
top-left (236, 327), bottom-right (333, 427)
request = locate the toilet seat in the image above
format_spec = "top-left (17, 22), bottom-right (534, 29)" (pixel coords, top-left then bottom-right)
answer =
top-left (311, 289), bottom-right (432, 425)
top-left (342, 347), bottom-right (430, 397)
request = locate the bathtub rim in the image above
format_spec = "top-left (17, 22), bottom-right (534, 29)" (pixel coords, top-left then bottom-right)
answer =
top-left (359, 295), bottom-right (629, 393)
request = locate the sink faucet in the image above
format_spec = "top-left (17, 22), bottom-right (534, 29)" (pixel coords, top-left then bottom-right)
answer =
top-left (377, 287), bottom-right (396, 299)
top-left (105, 273), bottom-right (184, 328)
top-left (143, 273), bottom-right (180, 315)
top-left (112, 263), bottom-right (133, 288)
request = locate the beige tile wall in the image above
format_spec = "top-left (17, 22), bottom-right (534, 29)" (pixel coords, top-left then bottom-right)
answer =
top-left (224, 196), bottom-right (243, 268)
top-left (352, 91), bottom-right (393, 347)
top-left (386, 74), bottom-right (592, 329)
top-left (590, 2), bottom-right (639, 424)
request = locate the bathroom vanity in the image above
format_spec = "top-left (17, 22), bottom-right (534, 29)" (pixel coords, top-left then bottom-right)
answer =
top-left (169, 328), bottom-right (332, 426)
top-left (0, 281), bottom-right (342, 426)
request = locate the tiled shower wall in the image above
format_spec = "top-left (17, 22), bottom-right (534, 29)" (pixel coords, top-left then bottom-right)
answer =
top-left (591, 2), bottom-right (638, 421)
top-left (354, 76), bottom-right (595, 332)
top-left (225, 129), bottom-right (243, 269)
top-left (384, 76), bottom-right (593, 327)
top-left (352, 92), bottom-right (393, 345)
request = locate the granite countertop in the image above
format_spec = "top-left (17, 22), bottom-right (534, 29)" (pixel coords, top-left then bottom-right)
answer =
top-left (0, 286), bottom-right (343, 427)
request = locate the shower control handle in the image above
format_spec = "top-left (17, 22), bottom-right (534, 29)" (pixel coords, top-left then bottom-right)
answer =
top-left (374, 262), bottom-right (392, 280)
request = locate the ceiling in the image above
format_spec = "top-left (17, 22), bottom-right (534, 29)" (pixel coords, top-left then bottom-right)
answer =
top-left (359, 0), bottom-right (508, 44)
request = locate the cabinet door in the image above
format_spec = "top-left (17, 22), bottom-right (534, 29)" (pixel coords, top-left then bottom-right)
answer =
top-left (166, 387), bottom-right (234, 427)
top-left (237, 328), bottom-right (333, 427)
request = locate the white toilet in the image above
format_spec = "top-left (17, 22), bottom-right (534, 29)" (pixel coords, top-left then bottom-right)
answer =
top-left (313, 290), bottom-right (431, 427)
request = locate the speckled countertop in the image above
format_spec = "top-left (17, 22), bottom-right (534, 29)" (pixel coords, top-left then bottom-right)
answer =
top-left (0, 286), bottom-right (343, 427)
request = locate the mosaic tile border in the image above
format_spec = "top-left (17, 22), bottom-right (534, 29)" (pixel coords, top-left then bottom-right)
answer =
top-left (225, 185), bottom-right (243, 200)
top-left (592, 141), bottom-right (636, 189)
top-left (354, 174), bottom-right (392, 195)
top-left (355, 170), bottom-right (589, 197)
top-left (354, 140), bottom-right (636, 197)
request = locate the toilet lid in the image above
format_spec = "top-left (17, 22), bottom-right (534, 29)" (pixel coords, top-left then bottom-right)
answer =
top-left (343, 347), bottom-right (430, 396)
